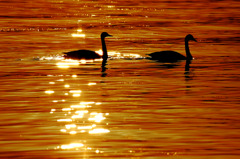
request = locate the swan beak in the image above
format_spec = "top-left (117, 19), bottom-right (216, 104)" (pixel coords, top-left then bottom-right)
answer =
top-left (108, 34), bottom-right (112, 37)
top-left (193, 38), bottom-right (197, 42)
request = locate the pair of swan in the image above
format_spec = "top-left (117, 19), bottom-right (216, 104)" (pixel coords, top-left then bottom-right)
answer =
top-left (63, 32), bottom-right (197, 62)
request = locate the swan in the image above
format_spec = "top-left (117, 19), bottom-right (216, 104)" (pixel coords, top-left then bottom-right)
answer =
top-left (63, 32), bottom-right (112, 60)
top-left (148, 34), bottom-right (197, 62)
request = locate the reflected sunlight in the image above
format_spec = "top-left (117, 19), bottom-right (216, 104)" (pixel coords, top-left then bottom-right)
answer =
top-left (89, 128), bottom-right (110, 134)
top-left (88, 82), bottom-right (96, 86)
top-left (60, 143), bottom-right (84, 150)
top-left (71, 28), bottom-right (85, 38)
top-left (48, 77), bottom-right (110, 154)
top-left (45, 90), bottom-right (54, 94)
top-left (88, 113), bottom-right (106, 123)
top-left (96, 49), bottom-right (142, 59)
top-left (56, 59), bottom-right (80, 68)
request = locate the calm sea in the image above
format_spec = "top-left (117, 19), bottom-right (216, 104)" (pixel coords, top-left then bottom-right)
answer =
top-left (0, 0), bottom-right (240, 158)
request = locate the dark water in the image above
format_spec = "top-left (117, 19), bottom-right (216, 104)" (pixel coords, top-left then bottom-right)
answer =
top-left (0, 0), bottom-right (240, 158)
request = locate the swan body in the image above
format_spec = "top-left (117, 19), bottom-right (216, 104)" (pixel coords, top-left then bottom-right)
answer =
top-left (148, 34), bottom-right (197, 62)
top-left (63, 32), bottom-right (112, 60)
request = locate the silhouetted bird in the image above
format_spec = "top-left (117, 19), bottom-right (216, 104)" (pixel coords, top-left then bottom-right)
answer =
top-left (148, 34), bottom-right (197, 62)
top-left (63, 32), bottom-right (112, 60)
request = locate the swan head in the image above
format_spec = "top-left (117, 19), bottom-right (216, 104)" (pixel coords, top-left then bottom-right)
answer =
top-left (101, 32), bottom-right (112, 39)
top-left (186, 34), bottom-right (197, 42)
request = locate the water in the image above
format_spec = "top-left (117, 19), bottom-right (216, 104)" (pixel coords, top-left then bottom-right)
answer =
top-left (0, 0), bottom-right (240, 158)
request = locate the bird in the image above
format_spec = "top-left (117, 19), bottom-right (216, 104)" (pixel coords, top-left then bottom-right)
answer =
top-left (63, 32), bottom-right (112, 60)
top-left (147, 34), bottom-right (197, 62)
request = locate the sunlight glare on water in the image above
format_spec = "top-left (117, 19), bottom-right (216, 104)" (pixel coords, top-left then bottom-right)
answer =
top-left (0, 0), bottom-right (240, 158)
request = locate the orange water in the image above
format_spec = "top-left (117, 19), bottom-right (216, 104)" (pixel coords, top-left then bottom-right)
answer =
top-left (0, 0), bottom-right (240, 158)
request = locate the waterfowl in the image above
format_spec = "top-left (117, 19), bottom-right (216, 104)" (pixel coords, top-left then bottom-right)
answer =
top-left (63, 32), bottom-right (112, 60)
top-left (148, 34), bottom-right (197, 62)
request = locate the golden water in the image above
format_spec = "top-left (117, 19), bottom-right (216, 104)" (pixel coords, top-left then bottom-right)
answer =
top-left (0, 0), bottom-right (240, 158)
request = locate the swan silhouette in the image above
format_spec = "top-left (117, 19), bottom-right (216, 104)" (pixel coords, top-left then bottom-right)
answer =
top-left (148, 34), bottom-right (197, 62)
top-left (63, 32), bottom-right (112, 60)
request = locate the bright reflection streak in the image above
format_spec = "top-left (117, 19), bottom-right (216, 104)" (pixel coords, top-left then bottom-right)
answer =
top-left (69, 131), bottom-right (77, 135)
top-left (72, 28), bottom-right (85, 37)
top-left (62, 108), bottom-right (71, 111)
top-left (72, 114), bottom-right (84, 119)
top-left (51, 98), bottom-right (109, 152)
top-left (40, 56), bottom-right (64, 61)
top-left (45, 90), bottom-right (54, 94)
top-left (49, 82), bottom-right (55, 84)
top-left (56, 59), bottom-right (80, 68)
top-left (60, 129), bottom-right (67, 133)
top-left (80, 102), bottom-right (94, 105)
top-left (70, 105), bottom-right (91, 109)
top-left (50, 109), bottom-right (56, 114)
top-left (72, 75), bottom-right (77, 78)
top-left (88, 82), bottom-right (96, 86)
top-left (75, 110), bottom-right (88, 114)
top-left (80, 59), bottom-right (86, 64)
top-left (96, 49), bottom-right (103, 56)
top-left (57, 119), bottom-right (72, 122)
top-left (65, 124), bottom-right (77, 129)
top-left (95, 49), bottom-right (142, 59)
top-left (60, 143), bottom-right (84, 150)
top-left (77, 126), bottom-right (92, 130)
top-left (69, 90), bottom-right (82, 93)
top-left (64, 84), bottom-right (70, 88)
top-left (89, 113), bottom-right (106, 122)
top-left (89, 128), bottom-right (110, 134)
top-left (71, 33), bottom-right (85, 37)
top-left (72, 94), bottom-right (81, 97)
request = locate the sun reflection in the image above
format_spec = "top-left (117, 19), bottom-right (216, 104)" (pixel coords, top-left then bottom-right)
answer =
top-left (65, 124), bottom-right (77, 129)
top-left (57, 119), bottom-right (72, 122)
top-left (47, 78), bottom-right (109, 153)
top-left (54, 101), bottom-right (109, 135)
top-left (89, 128), bottom-right (110, 134)
top-left (64, 84), bottom-right (70, 88)
top-left (69, 90), bottom-right (82, 93)
top-left (71, 28), bottom-right (85, 37)
top-left (88, 113), bottom-right (106, 123)
top-left (45, 90), bottom-right (54, 94)
top-left (60, 143), bottom-right (84, 150)
top-left (88, 82), bottom-right (96, 86)
top-left (95, 49), bottom-right (142, 59)
top-left (70, 105), bottom-right (91, 109)
top-left (56, 59), bottom-right (80, 68)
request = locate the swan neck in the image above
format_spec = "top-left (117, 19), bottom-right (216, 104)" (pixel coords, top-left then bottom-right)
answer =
top-left (185, 39), bottom-right (192, 60)
top-left (101, 37), bottom-right (108, 59)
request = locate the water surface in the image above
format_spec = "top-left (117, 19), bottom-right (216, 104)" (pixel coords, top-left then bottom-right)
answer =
top-left (0, 0), bottom-right (240, 158)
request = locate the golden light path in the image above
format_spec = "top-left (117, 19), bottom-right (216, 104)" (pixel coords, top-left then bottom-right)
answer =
top-left (45, 75), bottom-right (110, 153)
top-left (43, 29), bottom-right (143, 154)
top-left (71, 28), bottom-right (85, 38)
top-left (40, 28), bottom-right (143, 68)
top-left (54, 50), bottom-right (143, 69)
